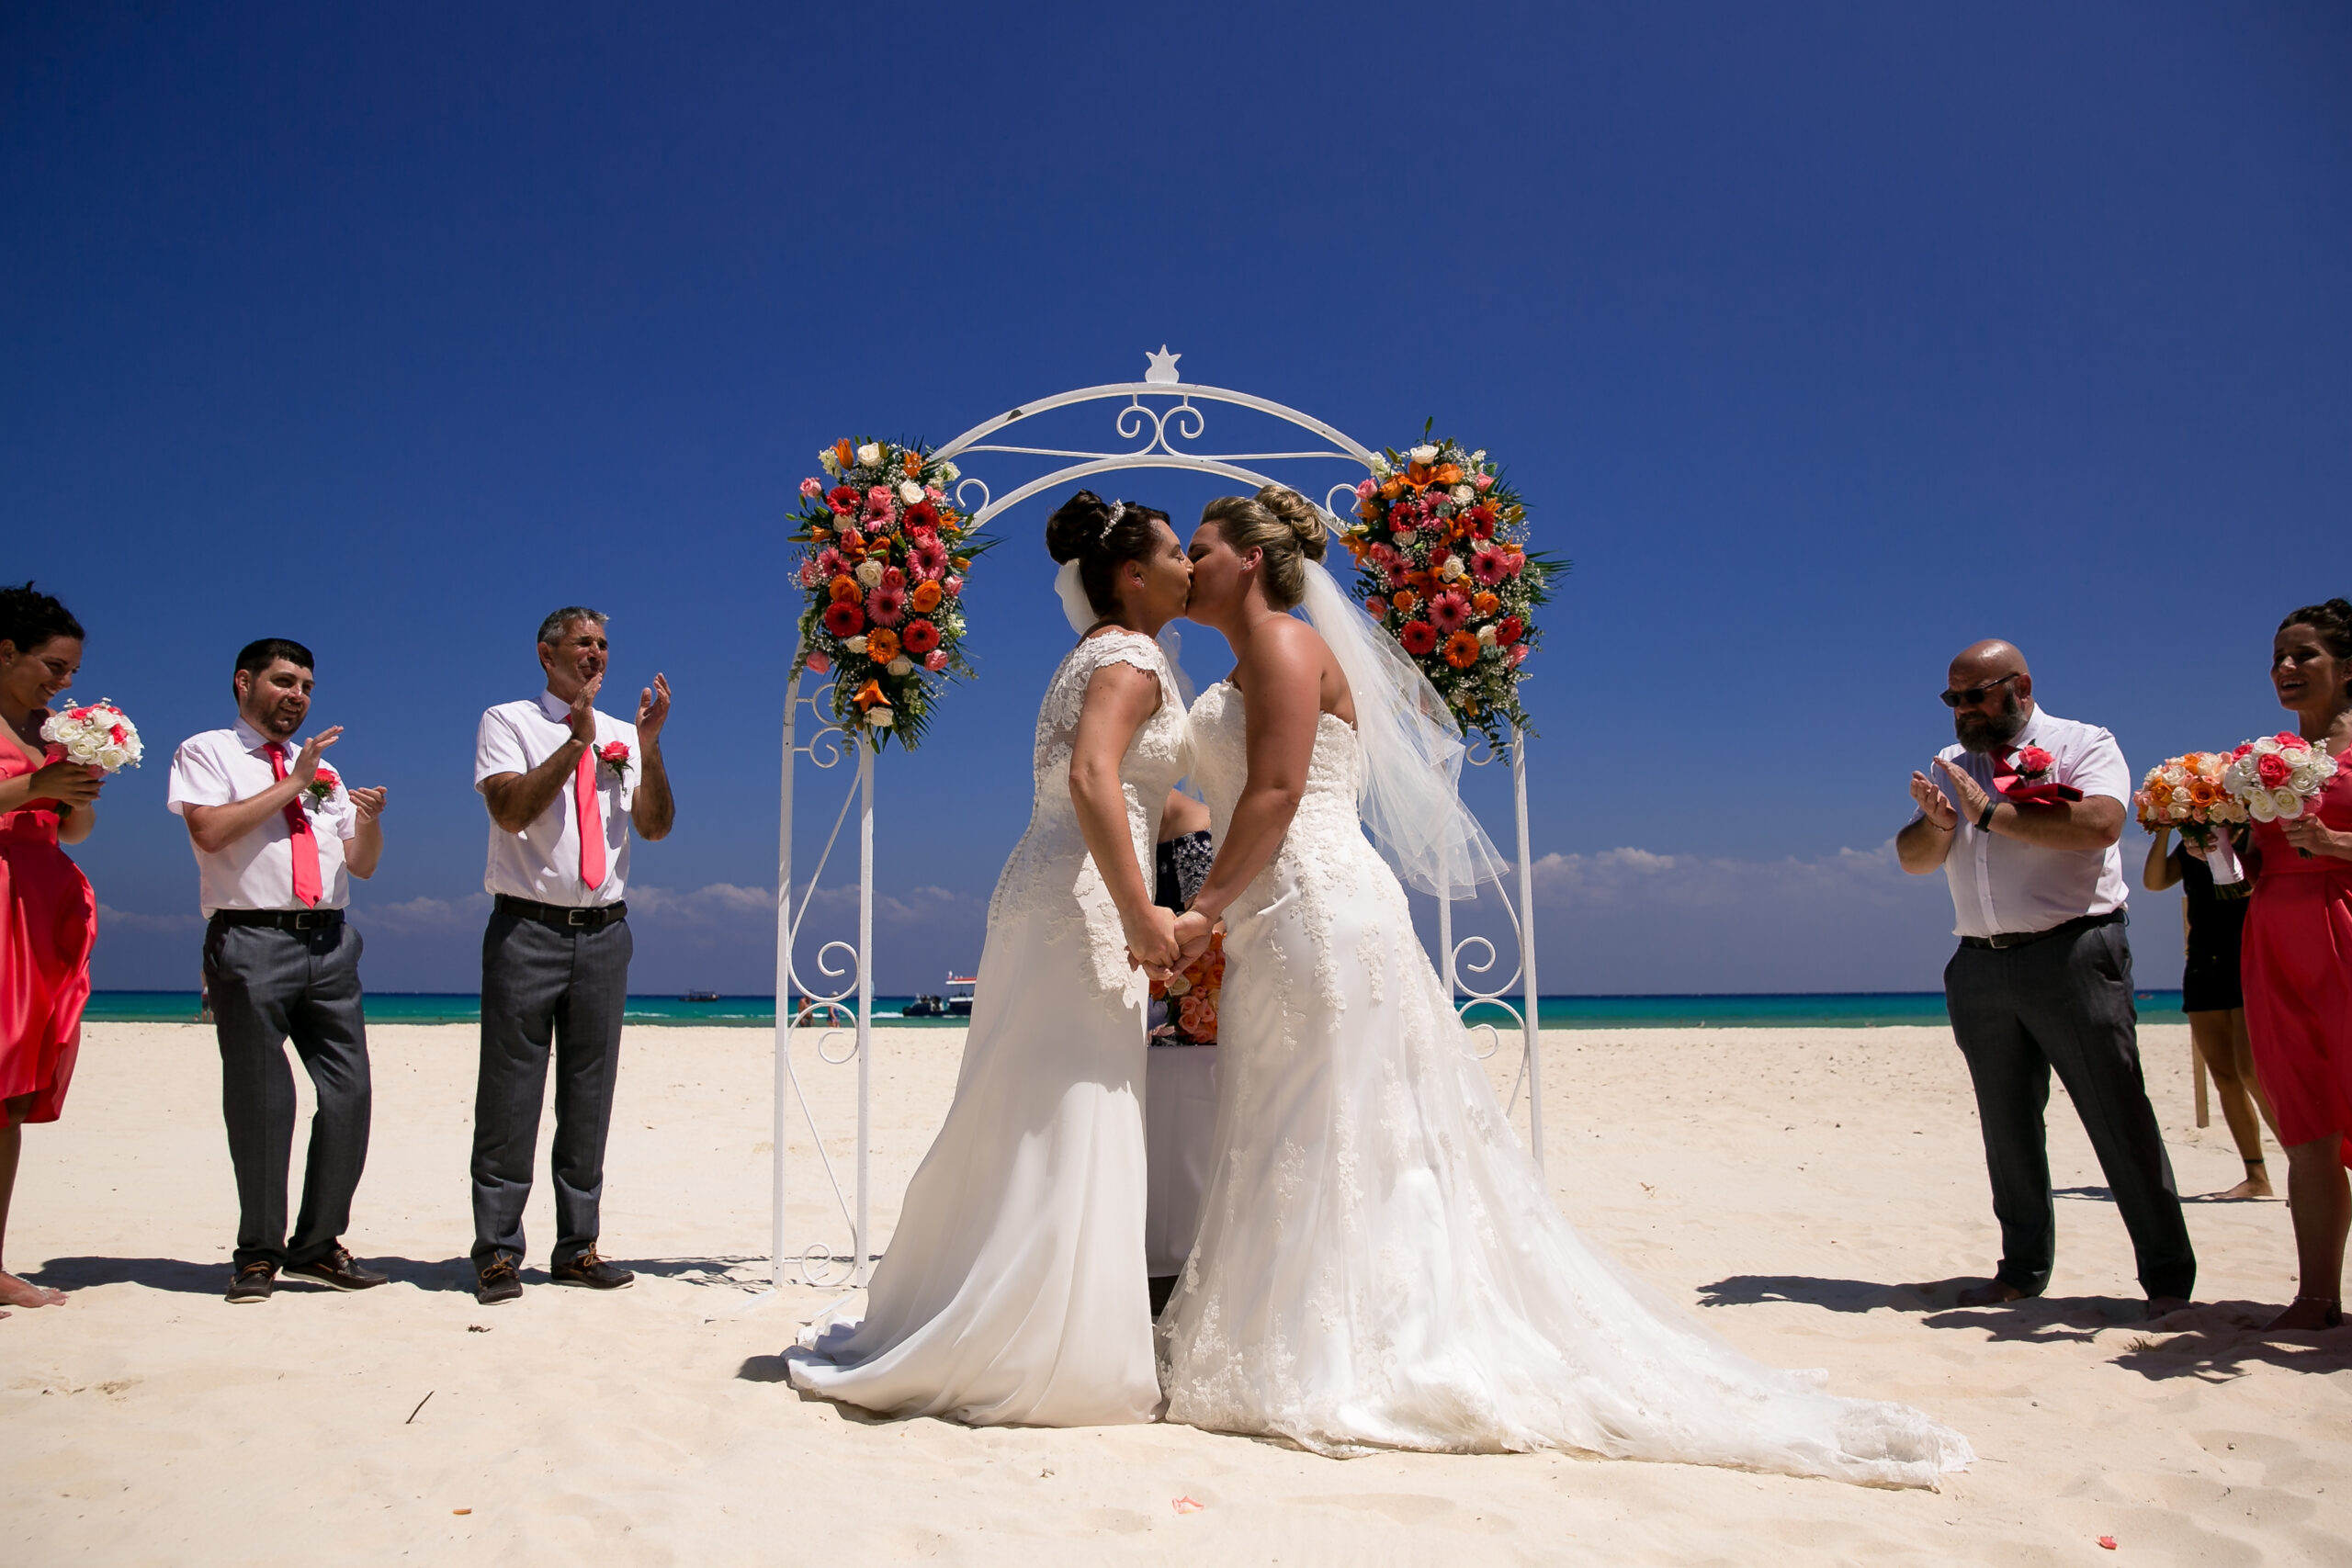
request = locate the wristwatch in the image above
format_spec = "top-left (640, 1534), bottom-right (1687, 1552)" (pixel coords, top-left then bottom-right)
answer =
top-left (1977, 800), bottom-right (1998, 831)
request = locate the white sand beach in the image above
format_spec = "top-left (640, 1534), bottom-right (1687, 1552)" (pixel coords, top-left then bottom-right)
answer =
top-left (6, 1020), bottom-right (2348, 1565)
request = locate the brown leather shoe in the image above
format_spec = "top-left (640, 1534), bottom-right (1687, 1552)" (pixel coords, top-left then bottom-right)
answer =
top-left (549, 1248), bottom-right (634, 1291)
top-left (474, 1256), bottom-right (523, 1305)
top-left (283, 1246), bottom-right (389, 1292)
top-left (226, 1261), bottom-right (277, 1303)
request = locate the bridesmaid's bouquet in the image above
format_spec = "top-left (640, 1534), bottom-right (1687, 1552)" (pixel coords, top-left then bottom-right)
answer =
top-left (1149, 931), bottom-right (1224, 1045)
top-left (40, 699), bottom-right (142, 773)
top-left (2222, 732), bottom-right (2341, 857)
top-left (2135, 751), bottom-right (2250, 890)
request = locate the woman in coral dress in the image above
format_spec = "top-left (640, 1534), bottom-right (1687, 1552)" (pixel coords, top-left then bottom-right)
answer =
top-left (0, 583), bottom-right (102, 1316)
top-left (2239, 598), bottom-right (2352, 1333)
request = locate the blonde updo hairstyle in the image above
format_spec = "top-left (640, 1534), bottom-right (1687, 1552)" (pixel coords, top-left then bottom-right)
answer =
top-left (1199, 485), bottom-right (1329, 613)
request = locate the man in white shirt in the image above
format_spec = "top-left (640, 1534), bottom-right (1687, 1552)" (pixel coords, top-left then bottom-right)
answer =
top-left (468, 606), bottom-right (673, 1305)
top-left (1899, 639), bottom-right (2194, 1315)
top-left (167, 637), bottom-right (390, 1304)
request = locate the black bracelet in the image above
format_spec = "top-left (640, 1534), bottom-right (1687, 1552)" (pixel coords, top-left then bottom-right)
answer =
top-left (1977, 800), bottom-right (1998, 831)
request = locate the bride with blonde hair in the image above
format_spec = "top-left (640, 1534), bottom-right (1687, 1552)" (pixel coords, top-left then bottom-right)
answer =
top-left (1155, 484), bottom-right (1973, 1483)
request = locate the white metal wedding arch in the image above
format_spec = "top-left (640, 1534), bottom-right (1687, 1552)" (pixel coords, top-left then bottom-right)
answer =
top-left (754, 349), bottom-right (1545, 1302)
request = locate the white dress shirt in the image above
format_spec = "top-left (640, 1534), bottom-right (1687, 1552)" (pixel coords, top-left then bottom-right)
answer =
top-left (166, 719), bottom-right (358, 916)
top-left (475, 691), bottom-right (639, 908)
top-left (1917, 705), bottom-right (2132, 939)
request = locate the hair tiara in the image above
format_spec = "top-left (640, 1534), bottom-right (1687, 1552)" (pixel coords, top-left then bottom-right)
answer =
top-left (1100, 500), bottom-right (1126, 541)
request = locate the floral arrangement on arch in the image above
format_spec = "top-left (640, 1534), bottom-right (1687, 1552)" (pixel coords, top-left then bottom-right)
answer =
top-left (1339, 429), bottom-right (1559, 745)
top-left (787, 438), bottom-right (992, 750)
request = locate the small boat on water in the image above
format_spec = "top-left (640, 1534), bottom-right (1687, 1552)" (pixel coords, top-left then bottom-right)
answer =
top-left (681, 990), bottom-right (721, 1003)
top-left (901, 974), bottom-right (976, 1018)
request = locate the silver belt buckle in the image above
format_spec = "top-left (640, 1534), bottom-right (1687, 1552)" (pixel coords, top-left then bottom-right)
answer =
top-left (566, 907), bottom-right (593, 928)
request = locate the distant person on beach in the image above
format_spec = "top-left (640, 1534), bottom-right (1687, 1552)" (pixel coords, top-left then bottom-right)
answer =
top-left (167, 637), bottom-right (390, 1304)
top-left (2143, 823), bottom-right (2275, 1199)
top-left (0, 583), bottom-right (102, 1316)
top-left (1898, 639), bottom-right (2195, 1316)
top-left (2236, 599), bottom-right (2352, 1333)
top-left (468, 607), bottom-right (673, 1305)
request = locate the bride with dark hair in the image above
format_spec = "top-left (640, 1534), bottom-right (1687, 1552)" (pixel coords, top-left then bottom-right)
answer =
top-left (788, 491), bottom-right (1194, 1425)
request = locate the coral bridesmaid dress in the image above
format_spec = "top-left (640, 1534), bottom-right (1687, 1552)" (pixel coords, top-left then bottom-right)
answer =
top-left (2241, 754), bottom-right (2352, 1168)
top-left (0, 740), bottom-right (96, 1122)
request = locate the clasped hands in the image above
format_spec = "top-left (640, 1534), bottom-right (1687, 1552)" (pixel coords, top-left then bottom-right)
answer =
top-left (1125, 907), bottom-right (1221, 983)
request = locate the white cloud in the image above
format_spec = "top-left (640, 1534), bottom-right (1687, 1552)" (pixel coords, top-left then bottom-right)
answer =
top-left (361, 892), bottom-right (492, 931)
top-left (1529, 840), bottom-right (1914, 910)
top-left (94, 903), bottom-right (203, 933)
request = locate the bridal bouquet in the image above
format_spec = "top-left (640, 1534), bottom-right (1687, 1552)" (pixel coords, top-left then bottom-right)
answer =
top-left (2222, 732), bottom-right (2340, 857)
top-left (1149, 931), bottom-right (1224, 1045)
top-left (1340, 428), bottom-right (1560, 746)
top-left (786, 439), bottom-right (993, 750)
top-left (2135, 751), bottom-right (2250, 888)
top-left (40, 699), bottom-right (142, 773)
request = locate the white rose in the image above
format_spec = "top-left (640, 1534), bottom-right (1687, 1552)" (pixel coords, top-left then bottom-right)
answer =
top-left (1408, 444), bottom-right (1440, 464)
top-left (2274, 789), bottom-right (2305, 818)
top-left (1163, 973), bottom-right (1192, 997)
top-left (2246, 792), bottom-right (2278, 821)
top-left (941, 461), bottom-right (960, 481)
top-left (888, 657), bottom-right (913, 677)
top-left (855, 558), bottom-right (885, 587)
top-left (1476, 624), bottom-right (1498, 648)
top-left (844, 636), bottom-right (868, 654)
top-left (867, 707), bottom-right (893, 728)
top-left (855, 443), bottom-right (884, 468)
top-left (2253, 736), bottom-right (2282, 756)
top-left (1439, 556), bottom-right (1468, 581)
top-left (1452, 484), bottom-right (1475, 504)
top-left (898, 480), bottom-right (923, 505)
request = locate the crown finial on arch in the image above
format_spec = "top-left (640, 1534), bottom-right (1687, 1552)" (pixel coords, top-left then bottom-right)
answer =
top-left (1144, 345), bottom-right (1182, 385)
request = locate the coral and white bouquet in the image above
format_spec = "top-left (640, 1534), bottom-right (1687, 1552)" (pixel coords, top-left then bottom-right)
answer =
top-left (1149, 931), bottom-right (1224, 1045)
top-left (786, 439), bottom-right (992, 750)
top-left (2222, 732), bottom-right (2340, 857)
top-left (1340, 430), bottom-right (1560, 746)
top-left (2135, 751), bottom-right (2250, 886)
top-left (40, 699), bottom-right (142, 773)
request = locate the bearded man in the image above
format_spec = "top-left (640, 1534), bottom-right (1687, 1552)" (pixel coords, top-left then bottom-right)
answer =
top-left (1897, 639), bottom-right (2195, 1317)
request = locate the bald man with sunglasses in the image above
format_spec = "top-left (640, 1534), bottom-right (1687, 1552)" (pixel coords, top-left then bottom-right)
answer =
top-left (1899, 640), bottom-right (2195, 1318)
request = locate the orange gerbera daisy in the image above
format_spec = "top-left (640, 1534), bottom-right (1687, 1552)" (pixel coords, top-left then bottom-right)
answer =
top-left (1442, 630), bottom-right (1481, 669)
top-left (865, 627), bottom-right (902, 662)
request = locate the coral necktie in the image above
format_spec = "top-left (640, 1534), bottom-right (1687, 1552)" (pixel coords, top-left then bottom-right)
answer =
top-left (575, 745), bottom-right (606, 893)
top-left (266, 743), bottom-right (322, 908)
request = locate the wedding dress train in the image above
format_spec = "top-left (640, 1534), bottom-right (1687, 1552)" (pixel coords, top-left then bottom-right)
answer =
top-left (1157, 681), bottom-right (1973, 1484)
top-left (786, 630), bottom-right (1188, 1426)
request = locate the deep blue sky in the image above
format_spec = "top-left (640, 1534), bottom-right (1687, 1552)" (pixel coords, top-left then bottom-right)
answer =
top-left (6, 4), bottom-right (2346, 994)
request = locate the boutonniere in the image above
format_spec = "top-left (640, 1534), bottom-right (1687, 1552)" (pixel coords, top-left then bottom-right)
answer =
top-left (1995, 744), bottom-right (2081, 805)
top-left (2009, 745), bottom-right (2053, 781)
top-left (303, 765), bottom-right (341, 813)
top-left (597, 741), bottom-right (632, 778)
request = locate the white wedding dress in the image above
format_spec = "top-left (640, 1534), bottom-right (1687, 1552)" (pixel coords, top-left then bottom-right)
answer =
top-left (1158, 682), bottom-right (1973, 1484)
top-left (787, 629), bottom-right (1189, 1426)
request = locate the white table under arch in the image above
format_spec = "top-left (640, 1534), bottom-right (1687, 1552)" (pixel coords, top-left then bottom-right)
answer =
top-left (759, 350), bottom-right (1549, 1302)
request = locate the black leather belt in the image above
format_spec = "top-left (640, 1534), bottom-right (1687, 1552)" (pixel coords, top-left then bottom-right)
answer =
top-left (211, 908), bottom-right (344, 931)
top-left (495, 894), bottom-right (628, 931)
top-left (1961, 908), bottom-right (2125, 952)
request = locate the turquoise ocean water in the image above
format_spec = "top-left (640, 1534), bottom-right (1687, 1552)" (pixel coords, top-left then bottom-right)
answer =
top-left (85, 990), bottom-right (2190, 1029)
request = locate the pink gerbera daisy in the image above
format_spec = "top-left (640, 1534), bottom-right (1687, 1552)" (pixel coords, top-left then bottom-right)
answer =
top-left (1472, 548), bottom-right (1510, 586)
top-left (907, 536), bottom-right (949, 580)
top-left (865, 583), bottom-right (908, 626)
top-left (1427, 590), bottom-right (1471, 633)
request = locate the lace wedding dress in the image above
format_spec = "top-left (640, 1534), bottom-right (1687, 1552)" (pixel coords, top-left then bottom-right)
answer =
top-left (1157, 682), bottom-right (1973, 1484)
top-left (787, 629), bottom-right (1189, 1426)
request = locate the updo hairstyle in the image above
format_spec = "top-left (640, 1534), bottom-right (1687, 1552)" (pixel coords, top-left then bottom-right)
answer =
top-left (1045, 491), bottom-right (1170, 618)
top-left (2279, 598), bottom-right (2352, 696)
top-left (1199, 485), bottom-right (1329, 612)
top-left (0, 581), bottom-right (85, 656)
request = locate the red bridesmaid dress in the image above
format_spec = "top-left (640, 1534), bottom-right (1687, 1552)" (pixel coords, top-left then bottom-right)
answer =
top-left (0, 739), bottom-right (96, 1122)
top-left (2240, 751), bottom-right (2352, 1168)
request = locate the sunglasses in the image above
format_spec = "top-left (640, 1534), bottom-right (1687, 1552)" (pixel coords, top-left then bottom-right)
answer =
top-left (1939, 672), bottom-right (2020, 709)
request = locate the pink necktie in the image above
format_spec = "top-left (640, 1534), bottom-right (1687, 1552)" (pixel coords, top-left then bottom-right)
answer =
top-left (266, 743), bottom-right (323, 908)
top-left (575, 746), bottom-right (606, 893)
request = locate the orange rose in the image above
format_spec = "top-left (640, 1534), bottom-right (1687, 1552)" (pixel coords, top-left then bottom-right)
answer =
top-left (851, 678), bottom-right (887, 712)
top-left (829, 575), bottom-right (861, 603)
top-left (1442, 630), bottom-right (1480, 669)
top-left (1379, 478), bottom-right (1404, 501)
top-left (1391, 588), bottom-right (1419, 614)
top-left (1472, 591), bottom-right (1499, 616)
top-left (833, 439), bottom-right (855, 469)
top-left (909, 581), bottom-right (943, 613)
top-left (865, 627), bottom-right (901, 662)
